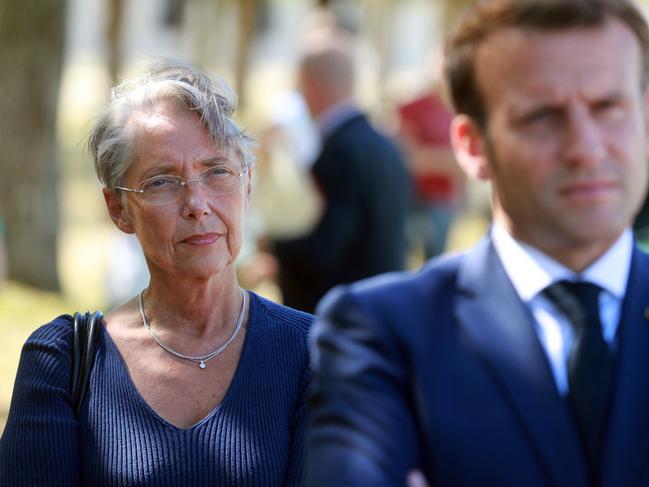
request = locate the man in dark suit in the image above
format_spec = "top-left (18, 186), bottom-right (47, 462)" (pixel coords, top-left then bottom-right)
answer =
top-left (307, 1), bottom-right (649, 486)
top-left (273, 32), bottom-right (410, 313)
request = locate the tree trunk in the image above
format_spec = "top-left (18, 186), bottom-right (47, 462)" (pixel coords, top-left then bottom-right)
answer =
top-left (0, 1), bottom-right (66, 291)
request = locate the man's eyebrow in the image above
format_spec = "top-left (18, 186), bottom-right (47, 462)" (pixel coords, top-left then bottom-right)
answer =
top-left (509, 101), bottom-right (562, 118)
top-left (596, 91), bottom-right (628, 101)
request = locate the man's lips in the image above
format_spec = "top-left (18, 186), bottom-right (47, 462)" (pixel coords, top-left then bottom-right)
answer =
top-left (181, 233), bottom-right (221, 246)
top-left (559, 180), bottom-right (618, 199)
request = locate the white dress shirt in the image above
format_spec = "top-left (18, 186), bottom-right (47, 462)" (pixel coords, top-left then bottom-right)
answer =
top-left (491, 224), bottom-right (632, 395)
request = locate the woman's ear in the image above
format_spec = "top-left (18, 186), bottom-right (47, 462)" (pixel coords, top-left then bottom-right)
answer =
top-left (103, 187), bottom-right (135, 234)
top-left (450, 114), bottom-right (492, 181)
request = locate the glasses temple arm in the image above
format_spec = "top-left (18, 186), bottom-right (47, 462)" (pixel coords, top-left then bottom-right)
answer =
top-left (113, 186), bottom-right (144, 194)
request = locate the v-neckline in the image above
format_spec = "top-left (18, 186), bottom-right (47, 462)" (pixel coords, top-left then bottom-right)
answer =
top-left (101, 290), bottom-right (256, 431)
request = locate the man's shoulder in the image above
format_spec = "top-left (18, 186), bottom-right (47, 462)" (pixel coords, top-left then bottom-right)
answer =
top-left (632, 243), bottom-right (649, 277)
top-left (364, 251), bottom-right (463, 293)
top-left (635, 243), bottom-right (649, 261)
top-left (318, 114), bottom-right (406, 181)
top-left (324, 113), bottom-right (393, 152)
top-left (318, 249), bottom-right (467, 316)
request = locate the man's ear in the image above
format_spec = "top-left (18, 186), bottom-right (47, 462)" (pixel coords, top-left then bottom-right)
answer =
top-left (103, 187), bottom-right (135, 234)
top-left (450, 114), bottom-right (492, 181)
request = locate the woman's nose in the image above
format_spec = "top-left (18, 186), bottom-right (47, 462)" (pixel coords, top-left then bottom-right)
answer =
top-left (180, 180), bottom-right (211, 219)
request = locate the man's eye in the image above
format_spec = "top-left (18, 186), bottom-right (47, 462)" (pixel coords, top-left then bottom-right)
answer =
top-left (526, 109), bottom-right (558, 124)
top-left (593, 99), bottom-right (624, 118)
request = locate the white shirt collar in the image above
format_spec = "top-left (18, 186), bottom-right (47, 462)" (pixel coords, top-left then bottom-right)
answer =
top-left (317, 98), bottom-right (360, 139)
top-left (491, 223), bottom-right (632, 302)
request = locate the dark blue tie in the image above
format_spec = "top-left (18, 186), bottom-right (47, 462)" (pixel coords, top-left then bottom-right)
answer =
top-left (544, 280), bottom-right (613, 472)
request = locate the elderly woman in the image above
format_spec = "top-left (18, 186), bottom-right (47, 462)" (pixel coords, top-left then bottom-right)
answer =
top-left (0, 62), bottom-right (312, 486)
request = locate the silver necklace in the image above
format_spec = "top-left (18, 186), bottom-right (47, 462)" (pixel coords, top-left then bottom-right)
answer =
top-left (139, 288), bottom-right (247, 369)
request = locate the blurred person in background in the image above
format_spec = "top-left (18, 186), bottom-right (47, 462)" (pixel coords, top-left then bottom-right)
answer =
top-left (252, 90), bottom-right (322, 240)
top-left (396, 52), bottom-right (465, 260)
top-left (273, 30), bottom-right (411, 313)
top-left (0, 61), bottom-right (312, 486)
top-left (238, 90), bottom-right (322, 291)
top-left (307, 0), bottom-right (649, 485)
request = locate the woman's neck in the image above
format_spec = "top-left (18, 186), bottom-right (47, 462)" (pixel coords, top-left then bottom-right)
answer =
top-left (141, 269), bottom-right (244, 338)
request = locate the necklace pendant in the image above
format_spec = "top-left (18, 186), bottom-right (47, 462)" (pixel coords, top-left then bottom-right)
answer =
top-left (199, 361), bottom-right (206, 369)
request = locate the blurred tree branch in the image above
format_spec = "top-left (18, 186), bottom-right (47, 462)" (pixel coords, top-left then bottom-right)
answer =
top-left (235, 0), bottom-right (258, 109)
top-left (107, 0), bottom-right (124, 85)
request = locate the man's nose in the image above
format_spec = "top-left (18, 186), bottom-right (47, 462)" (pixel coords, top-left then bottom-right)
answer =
top-left (564, 106), bottom-right (606, 167)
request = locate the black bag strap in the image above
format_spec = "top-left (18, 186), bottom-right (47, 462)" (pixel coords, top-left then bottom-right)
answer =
top-left (71, 310), bottom-right (103, 416)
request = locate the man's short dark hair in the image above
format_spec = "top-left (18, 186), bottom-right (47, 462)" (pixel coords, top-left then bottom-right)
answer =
top-left (444, 0), bottom-right (649, 128)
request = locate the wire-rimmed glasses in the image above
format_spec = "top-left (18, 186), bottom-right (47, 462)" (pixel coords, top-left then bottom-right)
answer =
top-left (114, 165), bottom-right (248, 205)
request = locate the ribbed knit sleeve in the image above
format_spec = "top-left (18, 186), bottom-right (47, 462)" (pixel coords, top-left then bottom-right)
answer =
top-left (0, 315), bottom-right (80, 486)
top-left (283, 364), bottom-right (312, 486)
top-left (0, 294), bottom-right (313, 486)
top-left (261, 297), bottom-right (314, 487)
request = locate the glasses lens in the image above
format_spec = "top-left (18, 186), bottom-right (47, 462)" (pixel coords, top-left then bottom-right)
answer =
top-left (200, 166), bottom-right (243, 196)
top-left (140, 176), bottom-right (182, 205)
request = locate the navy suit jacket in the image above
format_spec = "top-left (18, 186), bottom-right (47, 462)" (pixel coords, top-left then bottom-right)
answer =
top-left (274, 113), bottom-right (410, 313)
top-left (307, 237), bottom-right (649, 486)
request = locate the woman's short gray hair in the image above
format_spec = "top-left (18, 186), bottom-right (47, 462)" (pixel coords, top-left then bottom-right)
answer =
top-left (88, 60), bottom-right (255, 188)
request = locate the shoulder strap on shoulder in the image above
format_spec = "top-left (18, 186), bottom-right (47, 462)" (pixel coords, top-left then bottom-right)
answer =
top-left (71, 311), bottom-right (103, 416)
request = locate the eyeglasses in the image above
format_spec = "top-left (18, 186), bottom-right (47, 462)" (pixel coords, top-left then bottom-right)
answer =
top-left (114, 165), bottom-right (248, 205)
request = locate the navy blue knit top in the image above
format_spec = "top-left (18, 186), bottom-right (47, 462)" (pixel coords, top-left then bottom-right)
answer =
top-left (0, 292), bottom-right (313, 486)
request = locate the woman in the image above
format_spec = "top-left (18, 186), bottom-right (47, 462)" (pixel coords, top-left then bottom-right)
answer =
top-left (0, 61), bottom-right (313, 486)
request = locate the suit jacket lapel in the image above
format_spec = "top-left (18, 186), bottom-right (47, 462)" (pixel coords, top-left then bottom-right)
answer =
top-left (455, 239), bottom-right (587, 487)
top-left (601, 247), bottom-right (649, 487)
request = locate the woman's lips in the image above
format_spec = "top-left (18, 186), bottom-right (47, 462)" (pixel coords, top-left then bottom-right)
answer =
top-left (182, 233), bottom-right (221, 246)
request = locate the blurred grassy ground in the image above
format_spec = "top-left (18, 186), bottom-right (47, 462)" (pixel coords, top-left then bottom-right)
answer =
top-left (0, 282), bottom-right (72, 432)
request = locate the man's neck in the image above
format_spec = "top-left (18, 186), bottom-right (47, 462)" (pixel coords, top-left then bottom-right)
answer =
top-left (491, 222), bottom-right (632, 301)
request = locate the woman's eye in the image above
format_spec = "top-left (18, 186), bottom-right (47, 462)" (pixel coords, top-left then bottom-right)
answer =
top-left (144, 177), bottom-right (177, 190)
top-left (207, 166), bottom-right (231, 177)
